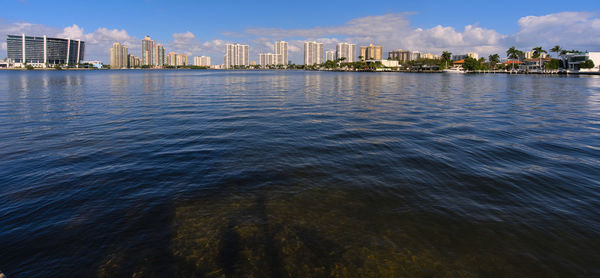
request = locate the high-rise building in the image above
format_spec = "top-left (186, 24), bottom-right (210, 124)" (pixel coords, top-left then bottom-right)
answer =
top-left (524, 51), bottom-right (547, 59)
top-left (422, 53), bottom-right (440, 59)
top-left (274, 41), bottom-right (288, 65)
top-left (224, 43), bottom-right (249, 68)
top-left (360, 44), bottom-right (383, 60)
top-left (451, 52), bottom-right (479, 61)
top-left (167, 52), bottom-right (177, 66)
top-left (388, 49), bottom-right (422, 62)
top-left (141, 36), bottom-right (155, 66)
top-left (176, 54), bottom-right (187, 66)
top-left (304, 41), bottom-right (323, 65)
top-left (258, 53), bottom-right (280, 66)
top-left (193, 56), bottom-right (211, 66)
top-left (326, 50), bottom-right (335, 61)
top-left (110, 42), bottom-right (128, 69)
top-left (6, 34), bottom-right (85, 67)
top-left (155, 43), bottom-right (165, 66)
top-left (336, 42), bottom-right (356, 62)
top-left (127, 54), bottom-right (141, 68)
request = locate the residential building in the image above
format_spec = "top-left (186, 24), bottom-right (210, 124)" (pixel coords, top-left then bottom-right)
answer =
top-left (167, 52), bottom-right (177, 66)
top-left (521, 57), bottom-right (552, 72)
top-left (128, 54), bottom-right (141, 68)
top-left (525, 51), bottom-right (547, 59)
top-left (258, 53), bottom-right (280, 66)
top-left (388, 49), bottom-right (420, 62)
top-left (110, 42), bottom-right (128, 69)
top-left (326, 50), bottom-right (335, 61)
top-left (193, 56), bottom-right (211, 66)
top-left (563, 52), bottom-right (600, 71)
top-left (365, 59), bottom-right (400, 67)
top-left (224, 43), bottom-right (249, 68)
top-left (336, 42), bottom-right (356, 62)
top-left (141, 36), bottom-right (155, 66)
top-left (360, 44), bottom-right (383, 60)
top-left (6, 34), bottom-right (85, 67)
top-left (422, 53), bottom-right (440, 59)
top-left (304, 41), bottom-right (323, 65)
top-left (176, 54), bottom-right (187, 66)
top-left (452, 52), bottom-right (479, 61)
top-left (274, 41), bottom-right (288, 65)
top-left (155, 43), bottom-right (165, 66)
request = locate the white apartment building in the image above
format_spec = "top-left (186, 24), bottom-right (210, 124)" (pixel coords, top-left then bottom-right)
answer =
top-left (336, 42), bottom-right (356, 62)
top-left (326, 50), bottom-right (335, 61)
top-left (525, 51), bottom-right (548, 59)
top-left (193, 56), bottom-right (211, 66)
top-left (258, 53), bottom-right (280, 66)
top-left (110, 42), bottom-right (128, 69)
top-left (224, 43), bottom-right (249, 68)
top-left (274, 41), bottom-right (288, 65)
top-left (304, 41), bottom-right (323, 65)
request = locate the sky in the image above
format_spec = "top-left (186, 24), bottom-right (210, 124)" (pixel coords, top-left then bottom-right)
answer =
top-left (1, 0), bottom-right (600, 64)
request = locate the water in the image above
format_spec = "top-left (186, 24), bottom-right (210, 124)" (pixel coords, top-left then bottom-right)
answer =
top-left (1, 70), bottom-right (599, 277)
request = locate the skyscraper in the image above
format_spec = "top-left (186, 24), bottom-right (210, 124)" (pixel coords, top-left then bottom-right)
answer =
top-left (336, 42), bottom-right (356, 62)
top-left (6, 34), bottom-right (85, 67)
top-left (141, 36), bottom-right (155, 66)
top-left (304, 41), bottom-right (323, 65)
top-left (360, 44), bottom-right (383, 60)
top-left (258, 53), bottom-right (280, 66)
top-left (224, 44), bottom-right (249, 68)
top-left (110, 42), bottom-right (128, 69)
top-left (193, 56), bottom-right (211, 66)
top-left (274, 41), bottom-right (288, 65)
top-left (155, 43), bottom-right (165, 66)
top-left (326, 50), bottom-right (335, 61)
top-left (167, 52), bottom-right (177, 66)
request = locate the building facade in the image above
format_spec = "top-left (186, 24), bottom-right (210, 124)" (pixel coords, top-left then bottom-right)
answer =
top-left (452, 52), bottom-right (478, 61)
top-left (110, 42), bottom-right (128, 69)
top-left (193, 56), bottom-right (211, 66)
top-left (176, 54), bottom-right (187, 66)
top-left (326, 50), bottom-right (335, 61)
top-left (304, 41), bottom-right (323, 65)
top-left (258, 53), bottom-right (280, 66)
top-left (388, 49), bottom-right (422, 62)
top-left (128, 54), bottom-right (141, 68)
top-left (7, 34), bottom-right (85, 67)
top-left (360, 44), bottom-right (383, 60)
top-left (141, 36), bottom-right (155, 66)
top-left (224, 43), bottom-right (249, 68)
top-left (155, 43), bottom-right (165, 66)
top-left (274, 41), bottom-right (288, 65)
top-left (336, 42), bottom-right (356, 62)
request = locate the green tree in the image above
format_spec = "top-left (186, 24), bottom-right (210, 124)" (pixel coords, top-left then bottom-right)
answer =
top-left (506, 46), bottom-right (523, 60)
top-left (462, 56), bottom-right (481, 71)
top-left (25, 64), bottom-right (34, 70)
top-left (545, 59), bottom-right (561, 70)
top-left (54, 64), bottom-right (62, 70)
top-left (580, 60), bottom-right (595, 69)
top-left (532, 46), bottom-right (547, 58)
top-left (488, 54), bottom-right (500, 68)
top-left (440, 51), bottom-right (452, 69)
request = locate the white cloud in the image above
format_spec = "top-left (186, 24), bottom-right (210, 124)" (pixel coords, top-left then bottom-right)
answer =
top-left (512, 12), bottom-right (600, 50)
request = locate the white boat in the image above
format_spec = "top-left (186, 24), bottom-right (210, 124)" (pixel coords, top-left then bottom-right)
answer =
top-left (443, 67), bottom-right (466, 73)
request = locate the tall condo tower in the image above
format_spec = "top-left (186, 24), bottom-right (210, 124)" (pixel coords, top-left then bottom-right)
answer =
top-left (336, 42), bottom-right (356, 62)
top-left (110, 42), bottom-right (128, 69)
top-left (274, 41), bottom-right (288, 65)
top-left (304, 41), bottom-right (323, 65)
top-left (141, 36), bottom-right (155, 66)
top-left (224, 44), bottom-right (249, 68)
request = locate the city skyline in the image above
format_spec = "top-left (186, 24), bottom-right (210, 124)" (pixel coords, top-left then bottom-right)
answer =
top-left (1, 0), bottom-right (600, 63)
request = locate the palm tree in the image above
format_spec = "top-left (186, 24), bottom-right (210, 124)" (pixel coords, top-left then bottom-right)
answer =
top-left (532, 46), bottom-right (547, 58)
top-left (550, 45), bottom-right (561, 57)
top-left (441, 51), bottom-right (452, 62)
top-left (506, 46), bottom-right (521, 60)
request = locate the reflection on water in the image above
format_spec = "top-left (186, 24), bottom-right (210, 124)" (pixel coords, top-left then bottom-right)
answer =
top-left (0, 70), bottom-right (599, 277)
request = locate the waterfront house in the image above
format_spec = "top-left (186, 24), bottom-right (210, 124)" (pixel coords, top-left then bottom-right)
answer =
top-left (521, 57), bottom-right (552, 72)
top-left (563, 52), bottom-right (600, 72)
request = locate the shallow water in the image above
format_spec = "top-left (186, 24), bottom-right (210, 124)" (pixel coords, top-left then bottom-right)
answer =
top-left (1, 70), bottom-right (599, 277)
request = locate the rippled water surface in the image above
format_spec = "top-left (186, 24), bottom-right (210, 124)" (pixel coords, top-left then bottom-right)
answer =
top-left (1, 70), bottom-right (600, 277)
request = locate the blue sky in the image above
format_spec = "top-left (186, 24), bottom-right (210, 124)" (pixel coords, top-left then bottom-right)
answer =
top-left (2, 0), bottom-right (600, 63)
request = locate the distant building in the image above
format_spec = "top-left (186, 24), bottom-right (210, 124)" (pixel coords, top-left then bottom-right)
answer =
top-left (193, 56), bottom-right (211, 66)
top-left (167, 52), bottom-right (177, 66)
top-left (564, 52), bottom-right (600, 71)
top-left (525, 51), bottom-right (547, 59)
top-left (176, 54), bottom-right (187, 66)
top-left (258, 53), bottom-right (280, 66)
top-left (224, 43), bottom-right (249, 68)
top-left (110, 42), bottom-right (128, 69)
top-left (6, 34), bottom-right (85, 67)
top-left (141, 36), bottom-right (155, 66)
top-left (360, 44), bottom-right (383, 60)
top-left (128, 54), bottom-right (141, 68)
top-left (336, 42), bottom-right (356, 62)
top-left (155, 43), bottom-right (165, 66)
top-left (452, 52), bottom-right (478, 61)
top-left (274, 41), bottom-right (288, 65)
top-left (304, 41), bottom-right (323, 65)
top-left (366, 59), bottom-right (400, 68)
top-left (422, 53), bottom-right (440, 59)
top-left (388, 49), bottom-right (420, 62)
top-left (325, 50), bottom-right (335, 61)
